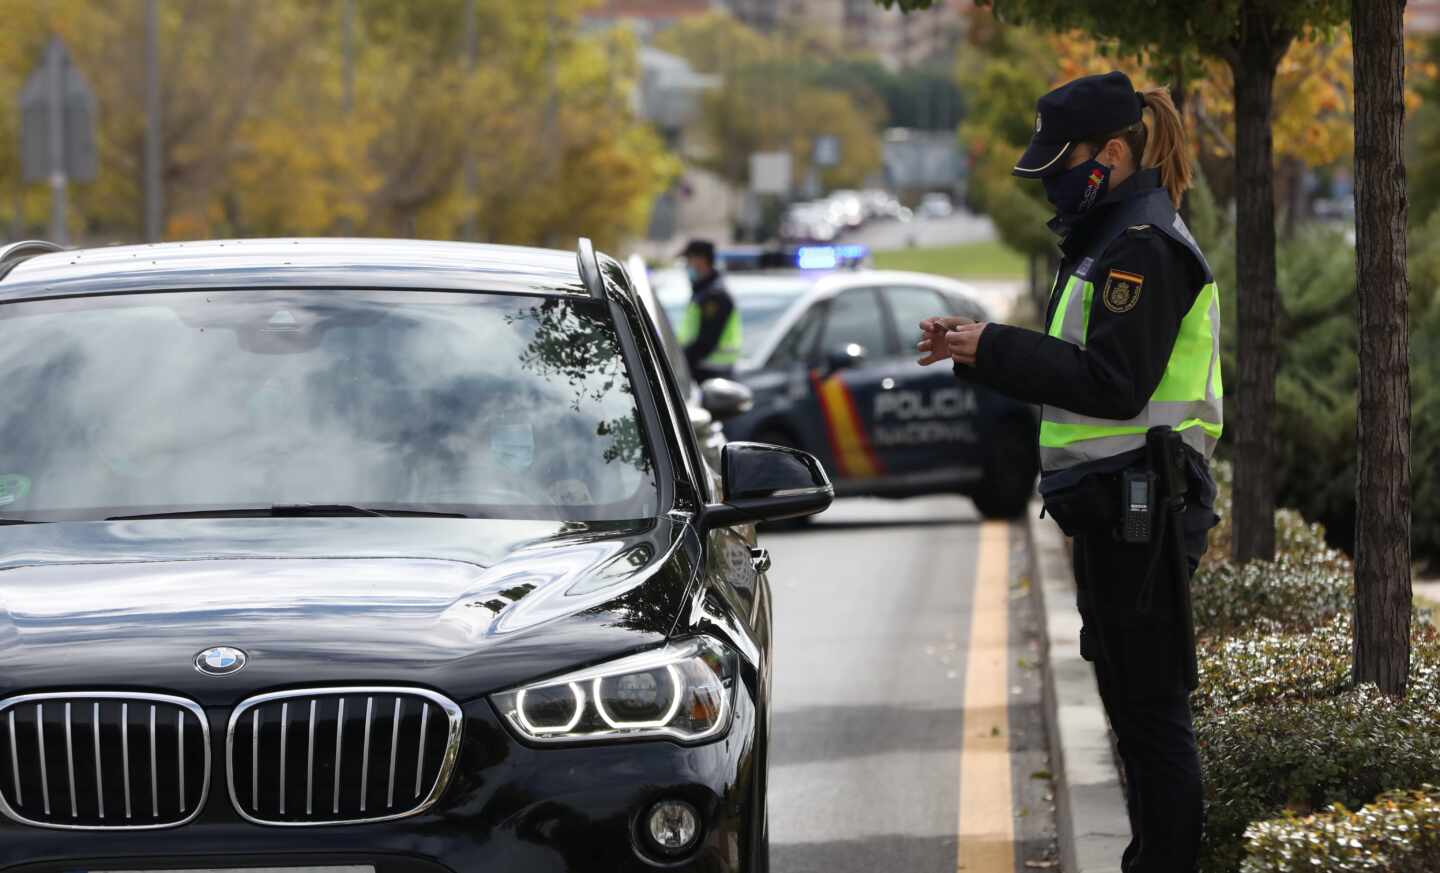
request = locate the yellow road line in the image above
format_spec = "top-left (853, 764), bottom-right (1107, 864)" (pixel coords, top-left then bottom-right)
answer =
top-left (957, 521), bottom-right (1014, 872)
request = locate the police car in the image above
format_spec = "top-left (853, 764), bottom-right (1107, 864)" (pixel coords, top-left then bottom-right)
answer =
top-left (646, 245), bottom-right (1039, 518)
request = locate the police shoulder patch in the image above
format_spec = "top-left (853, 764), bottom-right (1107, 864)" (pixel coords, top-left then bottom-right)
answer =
top-left (1102, 269), bottom-right (1144, 314)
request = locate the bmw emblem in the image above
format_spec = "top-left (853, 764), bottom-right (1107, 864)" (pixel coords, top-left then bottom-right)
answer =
top-left (194, 646), bottom-right (247, 676)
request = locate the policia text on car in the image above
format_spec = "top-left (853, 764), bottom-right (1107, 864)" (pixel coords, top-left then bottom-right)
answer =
top-left (917, 72), bottom-right (1221, 873)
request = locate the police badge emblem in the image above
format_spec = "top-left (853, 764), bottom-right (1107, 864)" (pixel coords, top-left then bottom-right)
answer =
top-left (1103, 269), bottom-right (1144, 313)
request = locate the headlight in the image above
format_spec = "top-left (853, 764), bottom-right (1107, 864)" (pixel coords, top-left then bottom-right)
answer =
top-left (493, 637), bottom-right (737, 744)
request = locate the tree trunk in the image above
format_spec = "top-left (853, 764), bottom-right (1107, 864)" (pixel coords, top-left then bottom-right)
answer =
top-left (1228, 22), bottom-right (1292, 564)
top-left (1171, 57), bottom-right (1190, 224)
top-left (1351, 0), bottom-right (1412, 697)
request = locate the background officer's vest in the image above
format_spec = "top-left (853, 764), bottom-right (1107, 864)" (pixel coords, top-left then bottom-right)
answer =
top-left (1039, 187), bottom-right (1223, 472)
top-left (678, 296), bottom-right (743, 369)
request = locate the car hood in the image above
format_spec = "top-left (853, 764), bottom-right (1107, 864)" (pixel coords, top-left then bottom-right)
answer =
top-left (0, 516), bottom-right (699, 704)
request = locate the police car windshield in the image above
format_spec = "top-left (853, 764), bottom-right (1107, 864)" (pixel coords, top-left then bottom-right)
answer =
top-left (0, 289), bottom-right (659, 522)
top-left (652, 270), bottom-right (813, 361)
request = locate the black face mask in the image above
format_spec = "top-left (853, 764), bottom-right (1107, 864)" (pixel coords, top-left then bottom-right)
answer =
top-left (1041, 158), bottom-right (1112, 217)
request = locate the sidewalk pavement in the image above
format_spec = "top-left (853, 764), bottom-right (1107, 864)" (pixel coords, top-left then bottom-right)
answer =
top-left (1027, 501), bottom-right (1129, 873)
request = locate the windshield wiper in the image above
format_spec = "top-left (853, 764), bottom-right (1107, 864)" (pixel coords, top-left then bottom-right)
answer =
top-left (0, 518), bottom-right (47, 525)
top-left (106, 504), bottom-right (471, 521)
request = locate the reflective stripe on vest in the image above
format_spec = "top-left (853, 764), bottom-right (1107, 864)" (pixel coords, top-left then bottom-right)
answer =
top-left (679, 301), bottom-right (743, 367)
top-left (1037, 274), bottom-right (1224, 471)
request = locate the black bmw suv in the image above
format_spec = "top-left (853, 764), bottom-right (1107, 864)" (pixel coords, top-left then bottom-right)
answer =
top-left (0, 238), bottom-right (832, 872)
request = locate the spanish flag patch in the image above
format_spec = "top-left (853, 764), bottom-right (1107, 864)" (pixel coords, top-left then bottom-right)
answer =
top-left (1102, 269), bottom-right (1144, 314)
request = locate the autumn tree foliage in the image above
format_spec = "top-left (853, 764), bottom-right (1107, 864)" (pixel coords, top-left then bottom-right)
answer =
top-left (0, 0), bottom-right (679, 250)
top-left (655, 12), bottom-right (885, 192)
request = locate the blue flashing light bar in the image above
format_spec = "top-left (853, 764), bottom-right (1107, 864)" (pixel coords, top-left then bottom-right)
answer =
top-left (796, 246), bottom-right (838, 270)
top-left (795, 245), bottom-right (869, 270)
top-left (716, 244), bottom-right (870, 273)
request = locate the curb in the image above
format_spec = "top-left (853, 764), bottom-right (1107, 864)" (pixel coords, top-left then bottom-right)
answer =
top-left (1027, 499), bottom-right (1130, 873)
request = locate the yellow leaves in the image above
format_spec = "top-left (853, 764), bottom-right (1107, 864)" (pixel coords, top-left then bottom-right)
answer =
top-left (1407, 36), bottom-right (1437, 115)
top-left (1038, 26), bottom-right (1356, 171)
top-left (1046, 32), bottom-right (1148, 87)
top-left (1189, 29), bottom-right (1354, 168)
top-left (654, 11), bottom-right (779, 74)
top-left (0, 0), bottom-right (676, 249)
top-left (665, 15), bottom-right (884, 194)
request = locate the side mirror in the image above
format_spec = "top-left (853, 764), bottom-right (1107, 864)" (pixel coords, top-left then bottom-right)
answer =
top-left (699, 377), bottom-right (754, 421)
top-left (824, 342), bottom-right (866, 375)
top-left (699, 442), bottom-right (833, 529)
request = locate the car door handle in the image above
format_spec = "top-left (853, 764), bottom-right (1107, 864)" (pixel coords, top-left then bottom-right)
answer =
top-left (750, 547), bottom-right (771, 574)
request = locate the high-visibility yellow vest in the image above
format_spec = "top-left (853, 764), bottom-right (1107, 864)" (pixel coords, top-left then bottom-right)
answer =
top-left (1038, 188), bottom-right (1223, 472)
top-left (678, 299), bottom-right (743, 368)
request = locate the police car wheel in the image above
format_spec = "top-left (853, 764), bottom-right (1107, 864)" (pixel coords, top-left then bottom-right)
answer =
top-left (973, 423), bottom-right (1038, 519)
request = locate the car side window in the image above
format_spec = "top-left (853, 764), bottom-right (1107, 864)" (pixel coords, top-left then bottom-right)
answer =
top-left (882, 286), bottom-right (951, 356)
top-left (818, 288), bottom-right (891, 360)
top-left (768, 311), bottom-right (824, 368)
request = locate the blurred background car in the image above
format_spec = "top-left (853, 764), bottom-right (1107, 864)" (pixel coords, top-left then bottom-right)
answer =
top-left (862, 188), bottom-right (913, 222)
top-left (647, 245), bottom-right (1038, 519)
top-left (826, 190), bottom-right (867, 229)
top-left (917, 191), bottom-right (955, 219)
top-left (779, 201), bottom-right (841, 243)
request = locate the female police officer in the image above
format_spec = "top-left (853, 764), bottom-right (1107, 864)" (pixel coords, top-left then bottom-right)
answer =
top-left (918, 71), bottom-right (1221, 873)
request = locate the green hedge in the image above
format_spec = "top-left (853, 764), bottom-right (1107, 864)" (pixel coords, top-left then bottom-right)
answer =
top-left (1193, 637), bottom-right (1440, 873)
top-left (1192, 555), bottom-right (1352, 638)
top-left (1194, 463), bottom-right (1353, 638)
top-left (1188, 463), bottom-right (1440, 872)
top-left (1193, 616), bottom-right (1354, 712)
top-left (1241, 787), bottom-right (1440, 873)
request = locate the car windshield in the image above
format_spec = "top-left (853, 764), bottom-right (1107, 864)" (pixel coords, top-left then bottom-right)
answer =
top-left (0, 289), bottom-right (659, 522)
top-left (652, 270), bottom-right (814, 362)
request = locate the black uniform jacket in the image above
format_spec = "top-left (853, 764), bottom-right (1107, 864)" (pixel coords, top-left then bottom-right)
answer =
top-left (684, 271), bottom-right (737, 374)
top-left (956, 170), bottom-right (1213, 502)
top-left (961, 171), bottom-right (1204, 421)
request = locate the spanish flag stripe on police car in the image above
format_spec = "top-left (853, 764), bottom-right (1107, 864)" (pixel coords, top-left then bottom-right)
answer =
top-left (812, 371), bottom-right (883, 479)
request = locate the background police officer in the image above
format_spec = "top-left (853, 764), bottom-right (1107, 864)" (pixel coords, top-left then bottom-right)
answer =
top-left (677, 239), bottom-right (742, 382)
top-left (917, 72), bottom-right (1222, 873)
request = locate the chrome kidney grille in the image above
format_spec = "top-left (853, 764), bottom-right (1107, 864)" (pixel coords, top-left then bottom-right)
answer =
top-left (0, 692), bottom-right (210, 830)
top-left (227, 687), bottom-right (463, 826)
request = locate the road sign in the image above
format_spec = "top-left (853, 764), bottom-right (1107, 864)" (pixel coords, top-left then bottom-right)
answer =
top-left (750, 151), bottom-right (792, 195)
top-left (813, 135), bottom-right (841, 168)
top-left (20, 38), bottom-right (97, 185)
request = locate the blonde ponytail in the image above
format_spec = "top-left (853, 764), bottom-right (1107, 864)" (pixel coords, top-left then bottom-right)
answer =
top-left (1138, 87), bottom-right (1191, 209)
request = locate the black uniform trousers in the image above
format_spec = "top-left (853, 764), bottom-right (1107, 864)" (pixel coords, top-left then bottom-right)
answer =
top-left (1071, 504), bottom-right (1209, 873)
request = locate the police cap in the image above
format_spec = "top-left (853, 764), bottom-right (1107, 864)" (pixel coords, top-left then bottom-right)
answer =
top-left (1012, 71), bottom-right (1145, 179)
top-left (679, 239), bottom-right (716, 262)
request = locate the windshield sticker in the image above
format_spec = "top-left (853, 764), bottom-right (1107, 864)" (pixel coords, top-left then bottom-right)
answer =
top-left (491, 424), bottom-right (535, 470)
top-left (0, 474), bottom-right (32, 507)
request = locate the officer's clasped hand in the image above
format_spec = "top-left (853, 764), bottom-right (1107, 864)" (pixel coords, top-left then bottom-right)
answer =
top-left (916, 316), bottom-right (969, 365)
top-left (916, 316), bottom-right (985, 367)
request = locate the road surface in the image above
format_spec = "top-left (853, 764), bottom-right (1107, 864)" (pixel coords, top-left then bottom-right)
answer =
top-left (764, 496), bottom-right (1059, 873)
top-left (842, 211), bottom-right (1000, 252)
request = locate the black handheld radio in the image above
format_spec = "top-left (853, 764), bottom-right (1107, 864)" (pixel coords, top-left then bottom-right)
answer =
top-left (1120, 469), bottom-right (1156, 544)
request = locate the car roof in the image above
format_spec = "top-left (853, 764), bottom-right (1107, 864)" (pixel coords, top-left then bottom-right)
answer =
top-left (743, 267), bottom-right (990, 367)
top-left (650, 266), bottom-right (981, 304)
top-left (0, 238), bottom-right (590, 303)
top-left (700, 268), bottom-right (987, 370)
